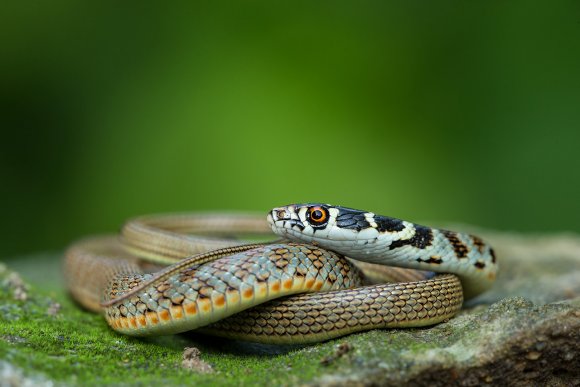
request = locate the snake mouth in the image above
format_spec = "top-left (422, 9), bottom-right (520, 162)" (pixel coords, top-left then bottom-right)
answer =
top-left (267, 209), bottom-right (305, 232)
top-left (283, 219), bottom-right (305, 231)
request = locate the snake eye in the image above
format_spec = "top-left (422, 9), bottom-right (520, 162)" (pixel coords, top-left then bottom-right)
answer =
top-left (276, 209), bottom-right (288, 219)
top-left (307, 206), bottom-right (329, 226)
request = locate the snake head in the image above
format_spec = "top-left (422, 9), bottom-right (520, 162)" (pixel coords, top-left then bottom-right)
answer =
top-left (268, 203), bottom-right (369, 245)
top-left (268, 203), bottom-right (331, 237)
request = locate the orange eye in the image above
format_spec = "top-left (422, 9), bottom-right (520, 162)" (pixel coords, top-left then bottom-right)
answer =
top-left (307, 206), bottom-right (328, 224)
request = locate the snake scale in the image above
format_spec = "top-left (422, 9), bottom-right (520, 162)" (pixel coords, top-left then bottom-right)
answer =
top-left (64, 203), bottom-right (497, 344)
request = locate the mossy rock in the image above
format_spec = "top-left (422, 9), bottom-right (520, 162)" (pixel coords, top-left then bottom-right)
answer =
top-left (1, 230), bottom-right (579, 386)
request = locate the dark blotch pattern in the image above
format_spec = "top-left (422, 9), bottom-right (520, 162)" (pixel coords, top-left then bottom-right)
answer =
top-left (442, 230), bottom-right (469, 258)
top-left (336, 207), bottom-right (371, 231)
top-left (374, 215), bottom-right (406, 232)
top-left (389, 225), bottom-right (434, 250)
top-left (470, 235), bottom-right (486, 254)
top-left (416, 256), bottom-right (442, 265)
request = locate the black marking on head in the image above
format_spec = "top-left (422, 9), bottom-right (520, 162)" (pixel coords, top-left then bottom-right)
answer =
top-left (281, 219), bottom-right (305, 231)
top-left (474, 261), bottom-right (486, 269)
top-left (416, 256), bottom-right (442, 264)
top-left (389, 225), bottom-right (434, 250)
top-left (490, 248), bottom-right (497, 264)
top-left (335, 207), bottom-right (371, 231)
top-left (442, 230), bottom-right (469, 258)
top-left (374, 215), bottom-right (405, 232)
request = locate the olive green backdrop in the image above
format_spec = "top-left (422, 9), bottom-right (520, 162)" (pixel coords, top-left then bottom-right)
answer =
top-left (1, 1), bottom-right (579, 257)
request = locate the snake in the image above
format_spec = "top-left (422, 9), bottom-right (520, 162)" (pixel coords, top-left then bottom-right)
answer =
top-left (64, 203), bottom-right (497, 344)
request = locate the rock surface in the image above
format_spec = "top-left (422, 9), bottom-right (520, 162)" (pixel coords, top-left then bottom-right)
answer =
top-left (1, 230), bottom-right (579, 386)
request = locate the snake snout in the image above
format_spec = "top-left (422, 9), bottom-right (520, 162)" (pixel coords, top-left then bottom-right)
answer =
top-left (268, 206), bottom-right (305, 233)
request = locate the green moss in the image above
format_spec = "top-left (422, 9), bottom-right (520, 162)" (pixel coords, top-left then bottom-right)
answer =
top-left (0, 258), bottom-right (377, 385)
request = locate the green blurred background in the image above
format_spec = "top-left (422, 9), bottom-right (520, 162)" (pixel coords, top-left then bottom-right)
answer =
top-left (1, 1), bottom-right (579, 258)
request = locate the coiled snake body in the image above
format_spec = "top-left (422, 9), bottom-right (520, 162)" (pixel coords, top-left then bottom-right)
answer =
top-left (64, 204), bottom-right (497, 344)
